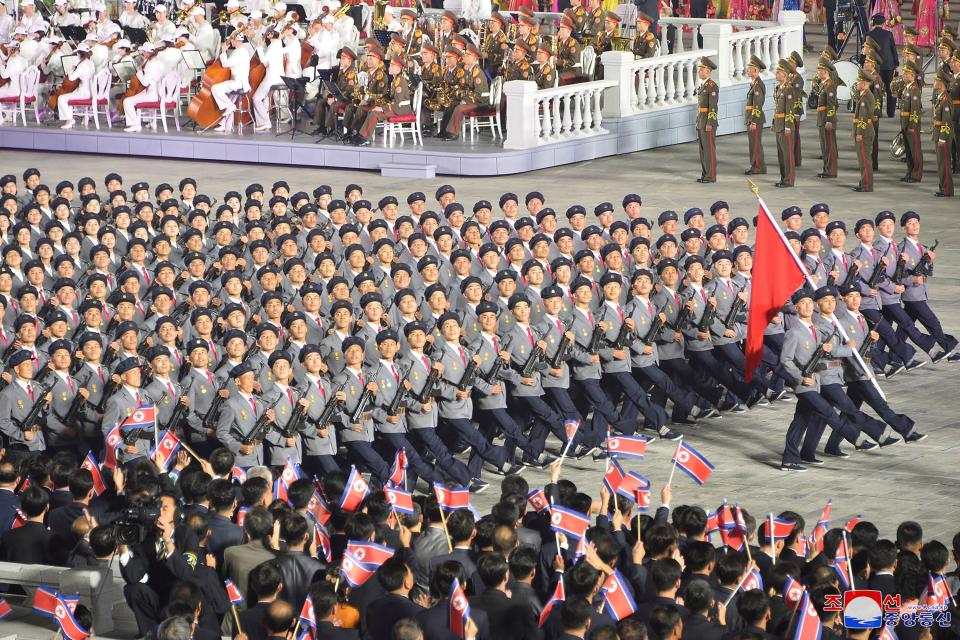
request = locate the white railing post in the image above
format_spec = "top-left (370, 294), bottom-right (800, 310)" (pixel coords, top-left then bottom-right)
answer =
top-left (503, 80), bottom-right (539, 149)
top-left (601, 50), bottom-right (636, 118)
top-left (779, 10), bottom-right (806, 57)
top-left (701, 21), bottom-right (734, 86)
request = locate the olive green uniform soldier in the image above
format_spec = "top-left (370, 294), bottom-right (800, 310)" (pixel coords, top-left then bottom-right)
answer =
top-left (816, 59), bottom-right (839, 179)
top-left (351, 55), bottom-right (414, 146)
top-left (853, 69), bottom-right (877, 192)
top-left (932, 70), bottom-right (955, 196)
top-left (583, 0), bottom-right (604, 38)
top-left (482, 13), bottom-right (510, 76)
top-left (861, 52), bottom-right (884, 171)
top-left (343, 48), bottom-right (390, 137)
top-left (949, 51), bottom-right (960, 173)
top-left (439, 44), bottom-right (489, 140)
top-left (592, 11), bottom-right (621, 80)
top-left (695, 56), bottom-right (719, 183)
top-left (788, 50), bottom-right (806, 168)
top-left (899, 61), bottom-right (924, 183)
top-left (534, 42), bottom-right (556, 89)
top-left (744, 55), bottom-right (766, 175)
top-left (772, 58), bottom-right (796, 188)
top-left (504, 42), bottom-right (535, 81)
top-left (313, 47), bottom-right (358, 135)
top-left (632, 12), bottom-right (657, 59)
top-left (555, 16), bottom-right (583, 83)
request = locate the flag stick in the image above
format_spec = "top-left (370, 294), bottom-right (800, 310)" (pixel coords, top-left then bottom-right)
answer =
top-left (178, 439), bottom-right (205, 464)
top-left (334, 576), bottom-right (340, 592)
top-left (53, 630), bottom-right (62, 640)
top-left (784, 596), bottom-right (801, 633)
top-left (842, 530), bottom-right (855, 589)
top-left (438, 503), bottom-right (453, 553)
top-left (744, 534), bottom-right (753, 566)
top-left (723, 568), bottom-right (753, 608)
top-left (748, 180), bottom-right (885, 400)
top-left (231, 604), bottom-right (242, 634)
top-left (769, 513), bottom-right (777, 566)
top-left (667, 436), bottom-right (682, 486)
top-left (291, 619), bottom-right (301, 640)
top-left (558, 421), bottom-right (579, 463)
top-left (549, 496), bottom-right (562, 559)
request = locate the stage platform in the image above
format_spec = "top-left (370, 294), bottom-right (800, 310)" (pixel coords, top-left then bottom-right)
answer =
top-left (0, 121), bottom-right (625, 177)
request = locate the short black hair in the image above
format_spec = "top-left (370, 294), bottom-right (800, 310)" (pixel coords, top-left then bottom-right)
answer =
top-left (896, 521), bottom-right (923, 549)
top-left (647, 605), bottom-right (682, 639)
top-left (644, 522), bottom-right (678, 557)
top-left (430, 560), bottom-right (467, 598)
top-left (244, 506), bottom-right (274, 539)
top-left (737, 590), bottom-right (770, 626)
top-left (281, 513), bottom-right (309, 545)
top-left (249, 561), bottom-right (282, 601)
top-left (508, 545), bottom-right (537, 581)
top-left (286, 478), bottom-right (314, 510)
top-left (208, 478), bottom-right (237, 512)
top-left (811, 584), bottom-right (841, 621)
top-left (209, 447), bottom-right (235, 475)
top-left (477, 552), bottom-right (509, 589)
top-left (871, 13), bottom-right (885, 25)
top-left (446, 509), bottom-right (475, 543)
top-left (20, 485), bottom-right (49, 517)
top-left (378, 556), bottom-right (411, 592)
top-left (560, 598), bottom-right (593, 631)
top-left (921, 540), bottom-right (949, 573)
top-left (683, 578), bottom-right (714, 614)
top-left (89, 525), bottom-right (118, 557)
top-left (241, 476), bottom-right (270, 507)
top-left (683, 540), bottom-right (717, 572)
top-left (716, 549), bottom-right (748, 585)
top-left (651, 558), bottom-right (682, 592)
top-left (312, 583), bottom-right (338, 619)
top-left (870, 539), bottom-right (898, 572)
top-left (69, 468), bottom-right (95, 500)
top-left (344, 512), bottom-right (375, 541)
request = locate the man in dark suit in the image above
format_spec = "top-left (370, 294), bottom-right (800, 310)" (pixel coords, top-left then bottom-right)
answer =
top-left (867, 14), bottom-right (899, 117)
top-left (507, 546), bottom-right (543, 630)
top-left (222, 506), bottom-right (278, 603)
top-left (681, 579), bottom-right (725, 640)
top-left (470, 553), bottom-right (537, 640)
top-left (866, 539), bottom-right (898, 598)
top-left (271, 513), bottom-right (325, 609)
top-left (206, 477), bottom-right (244, 566)
top-left (46, 468), bottom-right (105, 544)
top-left (313, 583), bottom-right (360, 639)
top-left (0, 485), bottom-right (67, 564)
top-left (0, 458), bottom-right (22, 532)
top-left (635, 559), bottom-right (690, 625)
top-left (428, 509), bottom-right (484, 596)
top-left (365, 557), bottom-right (424, 640)
top-left (417, 560), bottom-right (491, 640)
top-left (726, 590), bottom-right (775, 640)
top-left (236, 562), bottom-right (284, 640)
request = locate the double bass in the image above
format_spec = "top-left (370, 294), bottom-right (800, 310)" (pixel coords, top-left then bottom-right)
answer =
top-left (118, 71), bottom-right (144, 115)
top-left (48, 72), bottom-right (80, 110)
top-left (186, 34), bottom-right (265, 128)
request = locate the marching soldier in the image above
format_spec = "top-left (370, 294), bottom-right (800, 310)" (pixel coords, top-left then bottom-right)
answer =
top-left (350, 55), bottom-right (414, 147)
top-left (853, 69), bottom-right (877, 192)
top-left (504, 42), bottom-right (535, 81)
top-left (788, 51), bottom-right (806, 168)
top-left (438, 44), bottom-right (488, 142)
top-left (632, 12), bottom-right (657, 59)
top-left (816, 59), bottom-right (839, 179)
top-left (0, 350), bottom-right (50, 452)
top-left (932, 70), bottom-right (955, 197)
top-left (696, 57), bottom-right (719, 183)
top-left (534, 43), bottom-right (556, 89)
top-left (899, 61), bottom-right (924, 183)
top-left (45, 340), bottom-right (85, 454)
top-left (744, 55), bottom-right (766, 176)
top-left (216, 361), bottom-right (270, 467)
top-left (772, 59), bottom-right (796, 188)
top-left (103, 357), bottom-right (151, 465)
top-left (555, 16), bottom-right (583, 83)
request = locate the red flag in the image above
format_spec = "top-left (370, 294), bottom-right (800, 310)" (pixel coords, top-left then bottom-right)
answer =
top-left (600, 570), bottom-right (637, 621)
top-left (298, 594), bottom-right (316, 629)
top-left (745, 201), bottom-right (807, 381)
top-left (54, 594), bottom-right (90, 640)
top-left (388, 449), bottom-right (408, 487)
top-left (340, 550), bottom-right (377, 587)
top-left (924, 573), bottom-right (949, 608)
top-left (11, 508), bottom-right (27, 529)
top-left (103, 424), bottom-right (122, 469)
top-left (32, 584), bottom-right (60, 617)
top-left (449, 578), bottom-right (470, 639)
top-left (549, 505), bottom-right (590, 540)
top-left (809, 499), bottom-right (832, 553)
top-left (615, 471), bottom-right (649, 503)
top-left (433, 483), bottom-right (471, 511)
top-left (236, 507), bottom-right (250, 527)
top-left (602, 457), bottom-right (625, 494)
top-left (672, 441), bottom-right (714, 485)
top-left (224, 579), bottom-right (244, 605)
top-left (539, 577), bottom-right (565, 627)
top-left (0, 596), bottom-right (11, 619)
top-left (792, 591), bottom-right (823, 640)
top-left (741, 568), bottom-right (764, 592)
top-left (80, 452), bottom-right (106, 495)
top-left (306, 490), bottom-right (331, 525)
top-left (783, 576), bottom-right (806, 611)
top-left (384, 486), bottom-right (415, 514)
top-left (526, 488), bottom-right (549, 513)
top-left (231, 466), bottom-right (247, 483)
top-left (339, 467), bottom-right (370, 512)
top-left (844, 515), bottom-right (862, 532)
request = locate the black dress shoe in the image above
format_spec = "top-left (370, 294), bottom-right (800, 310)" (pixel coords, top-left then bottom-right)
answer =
top-left (824, 448), bottom-right (850, 458)
top-left (852, 186), bottom-right (870, 192)
top-left (780, 463), bottom-right (807, 472)
top-left (697, 177), bottom-right (710, 183)
top-left (744, 169), bottom-right (754, 175)
top-left (801, 457), bottom-right (824, 466)
top-left (773, 182), bottom-right (788, 188)
top-left (935, 191), bottom-right (953, 197)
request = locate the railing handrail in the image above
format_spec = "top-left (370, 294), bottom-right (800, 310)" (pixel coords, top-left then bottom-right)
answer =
top-left (536, 78), bottom-right (617, 99)
top-left (422, 7), bottom-right (565, 21)
top-left (657, 16), bottom-right (777, 27)
top-left (630, 49), bottom-right (716, 69)
top-left (723, 22), bottom-right (802, 41)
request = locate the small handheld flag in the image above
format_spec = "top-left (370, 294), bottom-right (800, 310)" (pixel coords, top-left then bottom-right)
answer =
top-left (539, 577), bottom-right (565, 627)
top-left (741, 568), bottom-right (763, 592)
top-left (792, 591), bottom-right (823, 640)
top-left (103, 424), bottom-right (122, 469)
top-left (433, 483), bottom-right (472, 511)
top-left (783, 575), bottom-right (806, 611)
top-left (615, 471), bottom-right (650, 504)
top-left (672, 440), bottom-right (714, 485)
top-left (602, 457), bottom-right (625, 494)
top-left (340, 550), bottom-right (377, 588)
top-left (527, 488), bottom-right (549, 513)
top-left (384, 486), bottom-right (415, 515)
top-left (80, 452), bottom-right (106, 495)
top-left (809, 498), bottom-right (832, 553)
top-left (299, 594), bottom-right (316, 629)
top-left (119, 405), bottom-right (157, 433)
top-left (346, 540), bottom-right (395, 567)
top-left (306, 489), bottom-right (332, 525)
top-left (54, 593), bottom-right (90, 640)
top-left (224, 579), bottom-right (244, 606)
top-left (0, 596), bottom-right (12, 620)
top-left (388, 449), bottom-right (408, 488)
top-left (32, 584), bottom-right (60, 618)
top-left (549, 505), bottom-right (590, 540)
top-left (606, 435), bottom-right (648, 459)
top-left (339, 467), bottom-right (370, 512)
top-left (449, 578), bottom-right (470, 640)
top-left (600, 570), bottom-right (637, 621)
top-left (149, 429), bottom-right (182, 471)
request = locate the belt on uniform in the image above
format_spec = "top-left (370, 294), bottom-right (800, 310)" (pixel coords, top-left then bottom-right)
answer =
top-left (901, 111), bottom-right (912, 116)
top-left (934, 120), bottom-right (943, 125)
top-left (823, 361), bottom-right (842, 369)
top-left (953, 100), bottom-right (960, 105)
top-left (774, 112), bottom-right (786, 117)
top-left (817, 106), bottom-right (827, 111)
top-left (698, 107), bottom-right (708, 112)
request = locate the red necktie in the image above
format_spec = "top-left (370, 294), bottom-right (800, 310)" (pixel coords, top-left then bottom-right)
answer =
top-left (142, 267), bottom-right (151, 285)
top-left (316, 316), bottom-right (323, 330)
top-left (526, 327), bottom-right (534, 345)
top-left (616, 306), bottom-right (624, 322)
top-left (647, 301), bottom-right (653, 316)
top-left (493, 336), bottom-right (500, 352)
top-left (98, 366), bottom-right (105, 382)
top-left (556, 319), bottom-right (562, 332)
top-left (458, 347), bottom-right (466, 366)
top-left (842, 255), bottom-right (848, 269)
top-left (674, 293), bottom-right (680, 306)
top-left (726, 280), bottom-right (733, 294)
top-left (391, 365), bottom-right (398, 382)
top-left (358, 371), bottom-right (364, 387)
top-left (421, 355), bottom-right (429, 371)
top-left (31, 351), bottom-right (38, 368)
top-left (701, 290), bottom-right (707, 304)
top-left (317, 380), bottom-right (326, 399)
top-left (811, 326), bottom-right (817, 342)
top-left (135, 392), bottom-right (142, 405)
top-left (250, 396), bottom-right (257, 414)
top-left (70, 309), bottom-right (78, 325)
top-left (68, 377), bottom-right (74, 392)
top-left (173, 349), bottom-right (182, 365)
top-left (857, 315), bottom-right (864, 333)
top-left (136, 301), bottom-right (145, 316)
top-left (167, 382), bottom-right (175, 398)
top-left (287, 388), bottom-right (294, 408)
top-left (870, 248), bottom-right (876, 261)
top-left (208, 341), bottom-right (217, 361)
top-left (206, 371), bottom-right (214, 387)
top-left (588, 311), bottom-right (594, 326)
top-left (27, 384), bottom-right (34, 401)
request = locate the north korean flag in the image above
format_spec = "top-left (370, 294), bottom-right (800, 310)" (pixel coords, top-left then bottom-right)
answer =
top-left (564, 420), bottom-right (580, 443)
top-left (602, 457), bottom-right (625, 494)
top-left (346, 540), bottom-right (395, 567)
top-left (717, 502), bottom-right (744, 551)
top-left (388, 449), bottom-right (408, 488)
top-left (783, 575), bottom-right (806, 611)
top-left (80, 452), bottom-right (106, 495)
top-left (549, 505), bottom-right (590, 540)
top-left (32, 584), bottom-right (60, 618)
top-left (305, 512), bottom-right (332, 562)
top-left (274, 478), bottom-right (289, 503)
top-left (119, 405), bottom-right (156, 433)
top-left (280, 458), bottom-right (302, 488)
top-left (434, 483), bottom-right (471, 511)
top-left (340, 550), bottom-right (377, 588)
top-left (924, 573), bottom-right (949, 608)
top-left (236, 506), bottom-right (250, 527)
top-left (791, 591), bottom-right (822, 640)
top-left (761, 516), bottom-right (797, 540)
top-left (339, 467), bottom-right (370, 512)
top-left (615, 471), bottom-right (650, 503)
top-left (0, 596), bottom-right (12, 620)
top-left (299, 594), bottom-right (316, 629)
top-left (809, 498), bottom-right (832, 552)
top-left (224, 579), bottom-right (244, 606)
top-left (741, 568), bottom-right (764, 592)
top-left (449, 578), bottom-right (470, 640)
top-left (12, 508), bottom-right (27, 529)
top-left (704, 510), bottom-right (719, 538)
top-left (15, 476), bottom-right (31, 494)
top-left (606, 435), bottom-right (648, 460)
top-left (149, 429), bottom-right (181, 471)
top-left (384, 486), bottom-right (415, 515)
top-left (306, 490), bottom-right (332, 525)
top-left (600, 570), bottom-right (637, 621)
top-left (527, 488), bottom-right (549, 513)
top-left (672, 440), bottom-right (714, 485)
top-left (54, 594), bottom-right (90, 640)
top-left (833, 537), bottom-right (851, 589)
top-left (231, 466), bottom-right (247, 483)
top-left (103, 424), bottom-right (122, 469)
top-left (539, 577), bottom-right (565, 627)
top-left (792, 533), bottom-right (809, 558)
top-left (878, 626), bottom-right (900, 640)
top-left (844, 515), bottom-right (862, 532)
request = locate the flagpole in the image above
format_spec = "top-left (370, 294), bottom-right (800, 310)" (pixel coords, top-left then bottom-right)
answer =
top-left (723, 568), bottom-right (753, 608)
top-left (769, 513), bottom-right (777, 566)
top-left (549, 496), bottom-right (562, 560)
top-left (231, 604), bottom-right (242, 634)
top-left (558, 421), bottom-right (579, 463)
top-left (438, 503), bottom-right (453, 553)
top-left (666, 436), bottom-right (682, 486)
top-left (748, 180), bottom-right (886, 400)
top-left (841, 530), bottom-right (855, 589)
top-left (291, 619), bottom-right (301, 640)
top-left (178, 439), bottom-right (205, 464)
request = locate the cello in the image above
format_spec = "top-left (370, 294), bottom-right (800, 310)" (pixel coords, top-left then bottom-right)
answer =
top-left (186, 36), bottom-right (266, 129)
top-left (48, 73), bottom-right (80, 110)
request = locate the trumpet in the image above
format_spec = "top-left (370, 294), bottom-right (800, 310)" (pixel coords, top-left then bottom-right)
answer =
top-left (332, 2), bottom-right (351, 19)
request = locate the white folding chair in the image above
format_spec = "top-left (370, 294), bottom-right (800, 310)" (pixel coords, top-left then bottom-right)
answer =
top-left (134, 72), bottom-right (181, 132)
top-left (462, 76), bottom-right (502, 141)
top-left (581, 47), bottom-right (597, 78)
top-left (69, 69), bottom-right (113, 129)
top-left (385, 82), bottom-right (422, 146)
top-left (0, 66), bottom-right (41, 126)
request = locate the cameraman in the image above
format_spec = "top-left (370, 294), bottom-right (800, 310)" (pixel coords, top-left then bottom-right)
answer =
top-left (119, 480), bottom-right (185, 636)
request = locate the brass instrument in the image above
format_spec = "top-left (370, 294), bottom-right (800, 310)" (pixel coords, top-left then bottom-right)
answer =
top-left (373, 0), bottom-right (388, 30)
top-left (890, 132), bottom-right (906, 159)
top-left (611, 36), bottom-right (630, 51)
top-left (476, 22), bottom-right (487, 50)
top-left (332, 2), bottom-right (352, 19)
top-left (177, 8), bottom-right (188, 22)
top-left (540, 34), bottom-right (557, 60)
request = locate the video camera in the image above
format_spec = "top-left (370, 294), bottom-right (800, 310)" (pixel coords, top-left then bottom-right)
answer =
top-left (113, 498), bottom-right (162, 545)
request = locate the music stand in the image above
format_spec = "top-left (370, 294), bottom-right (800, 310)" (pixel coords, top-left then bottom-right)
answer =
top-left (123, 26), bottom-right (148, 45)
top-left (60, 54), bottom-right (79, 77)
top-left (60, 26), bottom-right (88, 42)
top-left (180, 48), bottom-right (207, 72)
top-left (374, 28), bottom-right (392, 47)
top-left (323, 78), bottom-right (348, 103)
top-left (280, 75), bottom-right (308, 139)
top-left (113, 60), bottom-right (137, 82)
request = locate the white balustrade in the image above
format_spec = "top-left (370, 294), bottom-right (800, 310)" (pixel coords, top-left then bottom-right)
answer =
top-left (602, 50), bottom-right (716, 116)
top-left (657, 17), bottom-right (776, 53)
top-left (503, 79), bottom-right (616, 149)
top-left (700, 11), bottom-right (806, 86)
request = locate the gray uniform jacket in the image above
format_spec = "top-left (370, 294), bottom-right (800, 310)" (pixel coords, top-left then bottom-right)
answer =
top-left (332, 367), bottom-right (375, 443)
top-left (0, 380), bottom-right (47, 451)
top-left (505, 323), bottom-right (549, 396)
top-left (780, 322), bottom-right (828, 394)
top-left (849, 243), bottom-right (883, 311)
top-left (567, 306), bottom-right (604, 381)
top-left (627, 297), bottom-right (659, 368)
top-left (404, 351), bottom-right (441, 430)
top-left (811, 315), bottom-right (853, 386)
top-left (260, 382), bottom-right (304, 465)
top-left (706, 277), bottom-right (746, 344)
top-left (680, 285), bottom-right (713, 353)
top-left (300, 375), bottom-right (339, 456)
top-left (184, 367), bottom-right (220, 443)
top-left (598, 301), bottom-right (631, 374)
top-left (103, 385), bottom-right (152, 463)
top-left (370, 360), bottom-right (410, 434)
top-left (216, 392), bottom-right (266, 467)
top-left (652, 287), bottom-right (687, 361)
top-left (898, 238), bottom-right (928, 303)
top-left (535, 315), bottom-right (572, 389)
